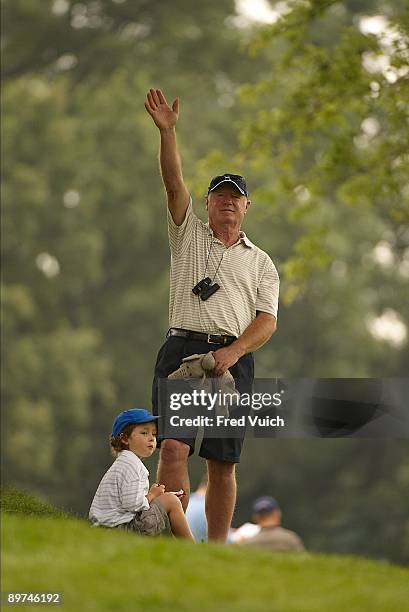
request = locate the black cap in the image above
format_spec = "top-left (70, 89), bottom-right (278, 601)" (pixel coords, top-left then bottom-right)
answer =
top-left (252, 496), bottom-right (280, 515)
top-left (208, 173), bottom-right (248, 197)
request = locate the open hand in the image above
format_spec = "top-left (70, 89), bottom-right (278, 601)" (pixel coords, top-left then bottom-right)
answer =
top-left (144, 88), bottom-right (179, 131)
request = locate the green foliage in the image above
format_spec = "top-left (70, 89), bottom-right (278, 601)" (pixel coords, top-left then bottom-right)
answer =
top-left (1, 0), bottom-right (267, 516)
top-left (2, 514), bottom-right (409, 612)
top-left (198, 0), bottom-right (409, 379)
top-left (235, 0), bottom-right (409, 290)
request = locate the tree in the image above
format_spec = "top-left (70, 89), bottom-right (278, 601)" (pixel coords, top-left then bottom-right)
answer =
top-left (194, 0), bottom-right (408, 376)
top-left (1, 0), bottom-right (267, 511)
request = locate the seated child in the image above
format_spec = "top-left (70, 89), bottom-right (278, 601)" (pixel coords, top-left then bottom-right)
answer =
top-left (89, 408), bottom-right (194, 539)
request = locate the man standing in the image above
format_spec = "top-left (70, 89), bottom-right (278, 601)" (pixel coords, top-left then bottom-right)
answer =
top-left (145, 88), bottom-right (279, 542)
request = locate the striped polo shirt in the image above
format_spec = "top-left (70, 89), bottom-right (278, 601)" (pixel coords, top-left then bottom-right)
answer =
top-left (89, 450), bottom-right (150, 527)
top-left (168, 199), bottom-right (279, 338)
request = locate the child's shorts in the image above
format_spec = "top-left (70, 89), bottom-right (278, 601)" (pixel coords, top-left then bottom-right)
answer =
top-left (118, 499), bottom-right (171, 536)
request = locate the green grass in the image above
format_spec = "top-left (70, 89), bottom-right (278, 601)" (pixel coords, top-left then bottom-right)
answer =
top-left (1, 487), bottom-right (70, 519)
top-left (1, 488), bottom-right (409, 612)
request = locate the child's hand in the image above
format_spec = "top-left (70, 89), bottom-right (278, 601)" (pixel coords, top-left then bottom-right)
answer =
top-left (147, 483), bottom-right (165, 502)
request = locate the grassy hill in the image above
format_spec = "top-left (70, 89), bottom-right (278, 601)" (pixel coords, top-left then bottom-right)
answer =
top-left (1, 488), bottom-right (408, 612)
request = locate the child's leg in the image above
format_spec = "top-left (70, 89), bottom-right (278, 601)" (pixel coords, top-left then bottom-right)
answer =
top-left (156, 493), bottom-right (194, 540)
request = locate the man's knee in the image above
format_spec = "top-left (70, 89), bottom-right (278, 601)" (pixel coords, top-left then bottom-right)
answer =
top-left (160, 439), bottom-right (190, 463)
top-left (207, 459), bottom-right (236, 482)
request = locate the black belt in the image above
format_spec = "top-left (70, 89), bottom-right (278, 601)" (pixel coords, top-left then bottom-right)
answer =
top-left (167, 328), bottom-right (236, 346)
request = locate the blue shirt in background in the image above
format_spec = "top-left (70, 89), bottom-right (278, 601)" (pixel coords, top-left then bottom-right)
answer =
top-left (186, 492), bottom-right (207, 541)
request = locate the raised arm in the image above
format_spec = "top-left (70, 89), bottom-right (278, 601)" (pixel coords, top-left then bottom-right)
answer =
top-left (144, 88), bottom-right (190, 225)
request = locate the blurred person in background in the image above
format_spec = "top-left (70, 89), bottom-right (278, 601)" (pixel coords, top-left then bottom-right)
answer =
top-left (237, 496), bottom-right (305, 552)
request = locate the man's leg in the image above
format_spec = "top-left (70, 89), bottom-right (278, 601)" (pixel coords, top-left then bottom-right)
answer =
top-left (157, 439), bottom-right (191, 512)
top-left (205, 459), bottom-right (236, 542)
top-left (152, 336), bottom-right (194, 512)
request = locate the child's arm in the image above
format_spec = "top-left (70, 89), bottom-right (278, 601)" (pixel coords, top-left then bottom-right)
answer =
top-left (119, 470), bottom-right (151, 512)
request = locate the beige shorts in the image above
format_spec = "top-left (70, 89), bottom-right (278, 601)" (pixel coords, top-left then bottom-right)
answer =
top-left (118, 499), bottom-right (171, 536)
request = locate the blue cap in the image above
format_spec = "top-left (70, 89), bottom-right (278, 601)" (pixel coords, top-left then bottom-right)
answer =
top-left (111, 409), bottom-right (159, 437)
top-left (252, 496), bottom-right (280, 515)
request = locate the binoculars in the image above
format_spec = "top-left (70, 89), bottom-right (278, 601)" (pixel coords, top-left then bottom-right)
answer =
top-left (192, 277), bottom-right (220, 301)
